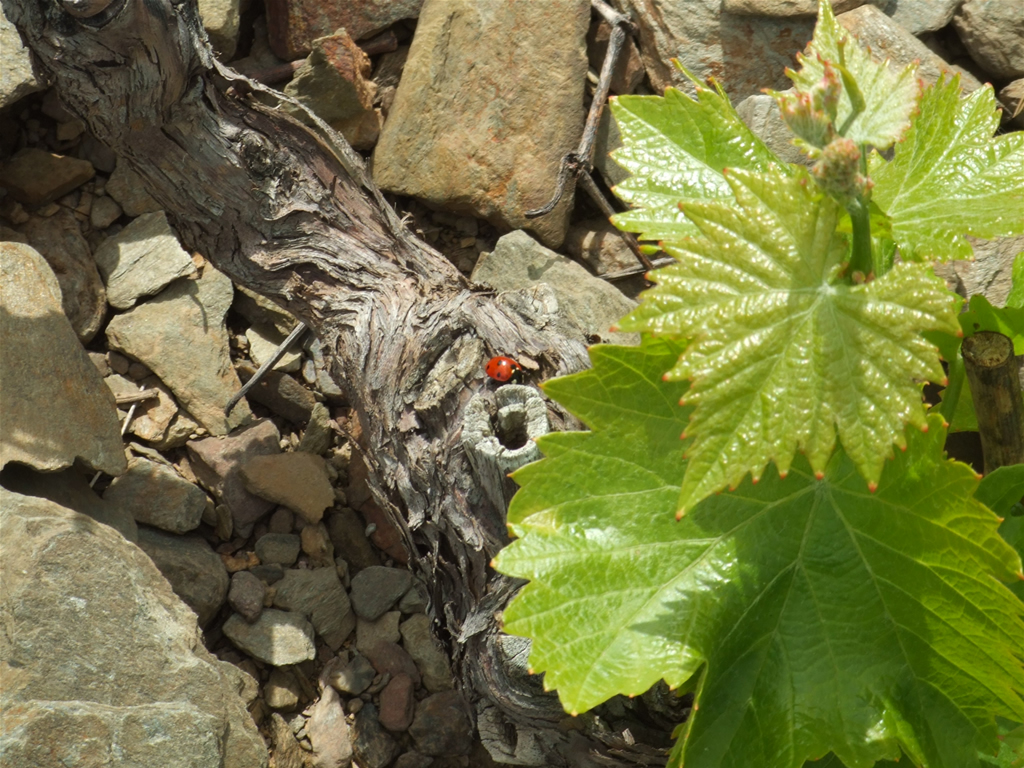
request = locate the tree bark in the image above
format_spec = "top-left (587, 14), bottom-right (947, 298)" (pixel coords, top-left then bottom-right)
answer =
top-left (3, 0), bottom-right (679, 763)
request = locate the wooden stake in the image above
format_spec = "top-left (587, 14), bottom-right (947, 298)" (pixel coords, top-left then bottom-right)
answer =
top-left (962, 331), bottom-right (1024, 473)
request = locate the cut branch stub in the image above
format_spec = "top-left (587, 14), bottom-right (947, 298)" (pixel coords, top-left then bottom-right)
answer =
top-left (962, 330), bottom-right (1024, 472)
top-left (462, 385), bottom-right (549, 511)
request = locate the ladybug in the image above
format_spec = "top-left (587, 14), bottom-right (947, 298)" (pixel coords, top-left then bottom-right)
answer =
top-left (485, 355), bottom-right (523, 384)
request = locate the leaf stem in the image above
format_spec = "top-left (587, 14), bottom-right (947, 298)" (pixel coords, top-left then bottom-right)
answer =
top-left (847, 196), bottom-right (872, 277)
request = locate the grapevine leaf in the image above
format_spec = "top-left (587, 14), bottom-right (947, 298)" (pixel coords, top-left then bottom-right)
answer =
top-left (609, 83), bottom-right (785, 244)
top-left (977, 465), bottom-right (1024, 518)
top-left (495, 339), bottom-right (1024, 768)
top-left (616, 167), bottom-right (960, 512)
top-left (870, 77), bottom-right (1024, 262)
top-left (785, 0), bottom-right (918, 150)
top-left (1007, 252), bottom-right (1024, 310)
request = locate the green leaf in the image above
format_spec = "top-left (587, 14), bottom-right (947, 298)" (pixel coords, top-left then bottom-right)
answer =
top-left (616, 166), bottom-right (960, 511)
top-left (785, 0), bottom-right (918, 150)
top-left (1006, 252), bottom-right (1024, 310)
top-left (870, 77), bottom-right (1024, 262)
top-left (495, 339), bottom-right (1024, 768)
top-left (609, 83), bottom-right (786, 244)
top-left (982, 719), bottom-right (1024, 768)
top-left (977, 465), bottom-right (1024, 518)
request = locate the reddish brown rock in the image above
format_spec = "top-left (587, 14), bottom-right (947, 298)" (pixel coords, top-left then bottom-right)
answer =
top-left (363, 641), bottom-right (421, 686)
top-left (240, 451), bottom-right (335, 524)
top-left (283, 29), bottom-right (376, 125)
top-left (378, 674), bottom-right (415, 732)
top-left (0, 148), bottom-right (94, 207)
top-left (265, 0), bottom-right (423, 60)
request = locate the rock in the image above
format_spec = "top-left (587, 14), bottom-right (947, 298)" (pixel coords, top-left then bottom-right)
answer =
top-left (887, 0), bottom-right (964, 35)
top-left (252, 563), bottom-right (286, 585)
top-left (397, 579), bottom-right (429, 614)
top-left (93, 211), bottom-right (197, 310)
top-left (265, 668), bottom-right (302, 710)
top-left (255, 532), bottom-right (302, 566)
top-left (0, 148), bottom-right (94, 207)
top-left (188, 419), bottom-right (282, 537)
top-left (233, 284), bottom-right (299, 336)
top-left (136, 526), bottom-right (229, 626)
top-left (20, 209), bottom-right (106, 341)
top-left (587, 19), bottom-right (645, 96)
top-left (373, 0), bottom-right (589, 249)
top-left (103, 457), bottom-right (207, 533)
top-left (237, 362), bottom-right (317, 424)
top-left (228, 570), bottom-right (267, 623)
top-left (272, 566), bottom-right (356, 650)
top-left (247, 322), bottom-right (303, 373)
top-left (123, 375), bottom-right (181, 444)
top-left (240, 451), bottom-right (335, 524)
top-left (265, 0), bottom-right (422, 59)
top-left (90, 194), bottom-right (123, 229)
top-left (353, 704), bottom-right (400, 768)
top-left (350, 565), bottom-right (414, 620)
top-left (933, 235), bottom-right (1024, 308)
top-left (0, 11), bottom-right (43, 108)
top-left (565, 218), bottom-right (646, 277)
top-left (106, 265), bottom-right (252, 435)
top-left (223, 609), bottom-right (316, 665)
top-left (0, 242), bottom-right (125, 476)
top-left (301, 521), bottom-right (336, 567)
top-left (307, 686), bottom-right (354, 768)
top-left (298, 402), bottom-right (335, 455)
top-left (327, 653), bottom-right (377, 695)
top-left (723, 0), bottom-right (871, 13)
top-left (356, 611), bottom-right (402, 654)
top-left (953, 0), bottom-right (1024, 80)
top-left (0, 463), bottom-right (137, 542)
top-left (0, 489), bottom-right (267, 768)
top-left (197, 0), bottom-right (240, 59)
top-left (335, 108), bottom-right (384, 151)
top-left (269, 506), bottom-right (295, 533)
top-left (393, 752), bottom-right (433, 768)
top-left (838, 4), bottom-right (984, 92)
top-left (105, 162), bottom-right (161, 217)
top-left (472, 230), bottom-right (638, 344)
top-left (1001, 79), bottom-right (1024, 130)
top-left (363, 641), bottom-right (421, 686)
top-left (379, 674), bottom-right (415, 732)
top-left (303, 337), bottom-right (345, 401)
top-left (359, 497), bottom-right (409, 564)
top-left (326, 507), bottom-right (381, 571)
top-left (400, 614), bottom-right (453, 693)
top-left (618, 0), bottom-right (813, 103)
top-left (735, 93), bottom-right (811, 168)
top-left (268, 712), bottom-right (306, 768)
top-left (408, 691), bottom-right (473, 757)
top-left (284, 29), bottom-right (376, 126)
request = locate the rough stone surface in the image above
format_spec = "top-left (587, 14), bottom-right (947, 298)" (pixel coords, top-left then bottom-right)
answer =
top-left (887, 0), bottom-right (964, 34)
top-left (0, 148), bottom-right (94, 207)
top-left (393, 752), bottom-right (433, 768)
top-left (272, 566), bottom-right (356, 650)
top-left (21, 209), bottom-right (107, 341)
top-left (103, 456), bottom-right (208, 533)
top-left (232, 284), bottom-right (299, 336)
top-left (565, 218), bottom-right (649, 277)
top-left (222, 609), bottom-right (316, 665)
top-left (356, 611), bottom-right (402, 653)
top-left (472, 230), bottom-right (638, 344)
top-left (136, 526), bottom-right (229, 626)
top-left (350, 565), bottom-right (414, 620)
top-left (106, 265), bottom-right (252, 435)
top-left (307, 686), bottom-right (354, 768)
top-left (373, 0), bottom-right (589, 248)
top-left (197, 0), bottom-right (240, 59)
top-left (268, 712), bottom-right (305, 768)
top-left (619, 0), bottom-right (814, 103)
top-left (363, 641), bottom-right (422, 686)
top-left (933, 235), bottom-right (1024, 308)
top-left (93, 211), bottom-right (197, 310)
top-left (237, 362), bottom-right (317, 424)
top-left (587, 19), bottom-right (645, 96)
top-left (105, 162), bottom-right (161, 217)
top-left (284, 28), bottom-right (376, 126)
top-left (240, 451), bottom-right (335, 524)
top-left (301, 521), bottom-right (335, 567)
top-left (265, 0), bottom-right (423, 59)
top-left (90, 194), bottom-right (123, 229)
top-left (353, 704), bottom-right (400, 768)
top-left (124, 375), bottom-right (181, 444)
top-left (327, 653), bottom-right (376, 694)
top-left (0, 489), bottom-right (267, 768)
top-left (246, 322), bottom-right (302, 373)
top-left (298, 402), bottom-right (335, 456)
top-left (723, 0), bottom-right (872, 14)
top-left (736, 93), bottom-right (812, 167)
top-left (228, 570), bottom-right (267, 623)
top-left (0, 11), bottom-right (42, 108)
top-left (264, 668), bottom-right (302, 710)
top-left (953, 0), bottom-right (1024, 80)
top-left (1000, 79), bottom-right (1024, 130)
top-left (255, 532), bottom-right (302, 566)
top-left (408, 691), bottom-right (473, 757)
top-left (400, 613), bottom-right (454, 692)
top-left (326, 507), bottom-right (381, 571)
top-left (0, 463), bottom-right (137, 542)
top-left (1, 242), bottom-right (125, 476)
top-left (379, 674), bottom-right (415, 732)
top-left (187, 419), bottom-right (281, 537)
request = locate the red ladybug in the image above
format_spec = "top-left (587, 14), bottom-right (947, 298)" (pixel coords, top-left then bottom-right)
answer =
top-left (485, 356), bottom-right (522, 384)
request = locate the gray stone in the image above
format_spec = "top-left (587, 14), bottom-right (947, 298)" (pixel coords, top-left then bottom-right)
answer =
top-left (268, 713), bottom-right (305, 768)
top-left (233, 284), bottom-right (299, 336)
top-left (105, 162), bottom-right (161, 217)
top-left (237, 361), bottom-right (317, 424)
top-left (187, 419), bottom-right (281, 537)
top-left (255, 533), bottom-right (302, 566)
top-left (394, 752), bottom-right (433, 768)
top-left (284, 28), bottom-right (376, 126)
top-left (408, 691), bottom-right (473, 757)
top-left (326, 507), bottom-right (381, 572)
top-left (372, 0), bottom-right (589, 248)
top-left (736, 93), bottom-right (811, 167)
top-left (303, 337), bottom-right (345, 400)
top-left (723, 0), bottom-right (872, 14)
top-left (0, 242), bottom-right (125, 476)
top-left (264, 668), bottom-right (302, 710)
top-left (21, 209), bottom-right (107, 342)
top-left (397, 579), bottom-right (429, 615)
top-left (887, 0), bottom-right (964, 35)
top-left (565, 218), bottom-right (650, 277)
top-left (307, 686), bottom-right (354, 768)
top-left (0, 463), bottom-right (137, 542)
top-left (356, 611), bottom-right (401, 654)
top-left (0, 489), bottom-right (267, 768)
top-left (298, 402), bottom-right (334, 455)
top-left (953, 0), bottom-right (1024, 80)
top-left (136, 526), bottom-right (229, 626)
top-left (353, 704), bottom-right (400, 768)
top-left (106, 265), bottom-right (252, 435)
top-left (327, 654), bottom-right (376, 694)
top-left (0, 11), bottom-right (42, 108)
top-left (272, 566), bottom-right (355, 650)
top-left (222, 609), bottom-right (316, 666)
top-left (197, 0), bottom-right (240, 59)
top-left (1001, 79), bottom-right (1024, 130)
top-left (350, 566), bottom-right (414, 620)
top-left (228, 570), bottom-right (267, 623)
top-left (246, 322), bottom-right (302, 373)
top-left (400, 614), bottom-right (453, 693)
top-left (933, 235), bottom-right (1024, 308)
top-left (251, 563), bottom-right (286, 584)
top-left (0, 148), bottom-right (95, 207)
top-left (124, 375), bottom-right (181, 444)
top-left (472, 230), bottom-right (638, 344)
top-left (266, 0), bottom-right (423, 59)
top-left (103, 457), bottom-right (208, 533)
top-left (241, 451), bottom-right (335, 524)
top-left (90, 194), bottom-right (123, 230)
top-left (93, 211), bottom-right (197, 310)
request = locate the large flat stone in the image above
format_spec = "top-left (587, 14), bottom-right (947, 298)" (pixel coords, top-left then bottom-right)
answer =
top-left (103, 456), bottom-right (208, 533)
top-left (272, 567), bottom-right (355, 650)
top-left (265, 0), bottom-right (423, 59)
top-left (0, 148), bottom-right (94, 207)
top-left (136, 526), bottom-right (229, 626)
top-left (0, 11), bottom-right (43, 109)
top-left (222, 609), bottom-right (316, 666)
top-left (240, 451), bottom-right (335, 524)
top-left (0, 242), bottom-right (125, 476)
top-left (372, 0), bottom-right (589, 248)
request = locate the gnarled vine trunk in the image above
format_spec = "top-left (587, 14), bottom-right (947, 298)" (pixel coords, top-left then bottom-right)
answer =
top-left (3, 0), bottom-right (680, 763)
